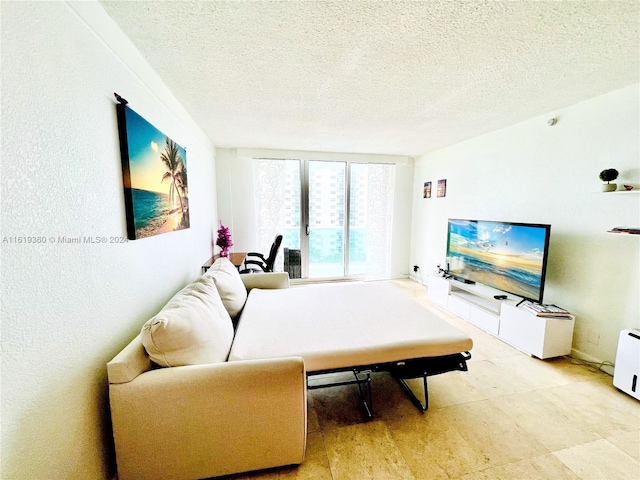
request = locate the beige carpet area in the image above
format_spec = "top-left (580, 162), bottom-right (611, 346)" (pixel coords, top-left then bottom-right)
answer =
top-left (223, 279), bottom-right (640, 480)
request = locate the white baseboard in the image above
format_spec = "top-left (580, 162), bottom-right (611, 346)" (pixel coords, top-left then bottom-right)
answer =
top-left (570, 348), bottom-right (614, 376)
top-left (408, 273), bottom-right (425, 285)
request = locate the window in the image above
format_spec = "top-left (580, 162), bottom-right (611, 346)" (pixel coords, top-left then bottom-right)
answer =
top-left (254, 158), bottom-right (395, 280)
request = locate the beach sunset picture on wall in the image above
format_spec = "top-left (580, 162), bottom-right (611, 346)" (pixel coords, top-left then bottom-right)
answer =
top-left (116, 102), bottom-right (189, 240)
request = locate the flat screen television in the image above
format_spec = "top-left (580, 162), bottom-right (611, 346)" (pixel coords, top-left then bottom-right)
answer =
top-left (446, 219), bottom-right (551, 303)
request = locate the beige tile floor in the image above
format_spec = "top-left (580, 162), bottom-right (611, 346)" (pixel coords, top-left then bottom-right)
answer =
top-left (224, 279), bottom-right (640, 480)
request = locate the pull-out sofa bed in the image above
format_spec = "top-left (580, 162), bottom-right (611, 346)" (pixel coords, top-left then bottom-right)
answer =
top-left (107, 258), bottom-right (473, 480)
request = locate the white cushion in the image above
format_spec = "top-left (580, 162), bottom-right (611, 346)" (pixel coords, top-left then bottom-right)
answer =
top-left (141, 275), bottom-right (234, 367)
top-left (204, 257), bottom-right (248, 318)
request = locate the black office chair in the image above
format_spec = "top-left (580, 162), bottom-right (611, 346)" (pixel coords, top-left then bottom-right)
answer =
top-left (239, 235), bottom-right (283, 274)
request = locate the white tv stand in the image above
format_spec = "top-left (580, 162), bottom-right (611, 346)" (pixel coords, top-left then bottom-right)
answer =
top-left (428, 275), bottom-right (575, 359)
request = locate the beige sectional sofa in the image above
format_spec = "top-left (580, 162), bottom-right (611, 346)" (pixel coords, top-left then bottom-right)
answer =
top-left (108, 260), bottom-right (306, 480)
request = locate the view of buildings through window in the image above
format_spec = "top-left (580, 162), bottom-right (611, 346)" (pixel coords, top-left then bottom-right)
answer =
top-left (282, 160), bottom-right (379, 277)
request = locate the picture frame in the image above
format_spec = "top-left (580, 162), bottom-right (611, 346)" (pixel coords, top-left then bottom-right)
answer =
top-left (437, 179), bottom-right (447, 198)
top-left (423, 181), bottom-right (432, 198)
top-left (116, 102), bottom-right (190, 240)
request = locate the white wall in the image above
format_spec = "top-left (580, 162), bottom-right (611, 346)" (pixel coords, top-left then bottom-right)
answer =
top-left (411, 85), bottom-right (640, 367)
top-left (216, 147), bottom-right (414, 279)
top-left (1, 2), bottom-right (217, 479)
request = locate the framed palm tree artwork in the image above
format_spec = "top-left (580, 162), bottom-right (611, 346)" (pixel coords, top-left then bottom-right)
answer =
top-left (116, 101), bottom-right (189, 240)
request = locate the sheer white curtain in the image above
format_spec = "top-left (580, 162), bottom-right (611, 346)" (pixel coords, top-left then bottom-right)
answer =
top-left (361, 163), bottom-right (395, 280)
top-left (253, 159), bottom-right (286, 272)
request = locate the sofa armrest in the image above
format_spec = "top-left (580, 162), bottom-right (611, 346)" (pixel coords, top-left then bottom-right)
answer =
top-left (240, 272), bottom-right (290, 292)
top-left (110, 356), bottom-right (306, 480)
top-left (107, 334), bottom-right (152, 384)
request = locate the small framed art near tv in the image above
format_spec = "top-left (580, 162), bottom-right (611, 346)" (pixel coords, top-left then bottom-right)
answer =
top-left (446, 219), bottom-right (551, 303)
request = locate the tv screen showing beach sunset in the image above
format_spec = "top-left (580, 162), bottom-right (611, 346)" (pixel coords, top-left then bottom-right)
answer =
top-left (446, 219), bottom-right (550, 302)
top-left (123, 107), bottom-right (189, 239)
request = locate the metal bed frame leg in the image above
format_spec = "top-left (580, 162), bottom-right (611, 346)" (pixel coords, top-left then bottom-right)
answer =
top-left (397, 375), bottom-right (429, 412)
top-left (307, 352), bottom-right (470, 417)
top-left (353, 369), bottom-right (374, 418)
top-left (307, 369), bottom-right (374, 419)
top-left (392, 351), bottom-right (471, 413)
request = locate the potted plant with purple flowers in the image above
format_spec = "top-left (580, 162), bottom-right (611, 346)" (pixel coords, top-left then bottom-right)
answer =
top-left (215, 221), bottom-right (233, 257)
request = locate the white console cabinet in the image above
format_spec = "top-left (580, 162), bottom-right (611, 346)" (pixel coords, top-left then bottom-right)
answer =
top-left (427, 275), bottom-right (575, 359)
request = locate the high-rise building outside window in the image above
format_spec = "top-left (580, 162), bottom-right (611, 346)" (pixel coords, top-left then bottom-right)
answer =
top-left (254, 158), bottom-right (394, 280)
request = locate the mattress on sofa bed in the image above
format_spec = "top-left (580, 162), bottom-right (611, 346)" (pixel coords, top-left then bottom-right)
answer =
top-left (228, 282), bottom-right (472, 373)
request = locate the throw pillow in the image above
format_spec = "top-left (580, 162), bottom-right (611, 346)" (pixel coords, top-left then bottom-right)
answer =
top-left (141, 275), bottom-right (234, 367)
top-left (204, 257), bottom-right (248, 318)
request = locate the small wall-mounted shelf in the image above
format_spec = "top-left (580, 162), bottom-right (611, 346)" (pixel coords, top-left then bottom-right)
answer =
top-left (608, 227), bottom-right (640, 235)
top-left (601, 190), bottom-right (639, 194)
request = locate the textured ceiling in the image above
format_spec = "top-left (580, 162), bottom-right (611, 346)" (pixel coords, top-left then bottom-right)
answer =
top-left (100, 0), bottom-right (639, 156)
